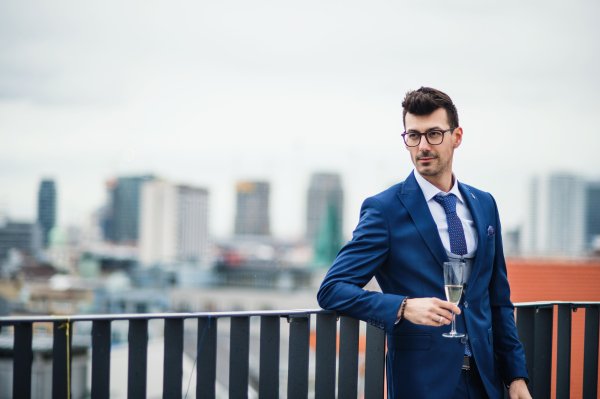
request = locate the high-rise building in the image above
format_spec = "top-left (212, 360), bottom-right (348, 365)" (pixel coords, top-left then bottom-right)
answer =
top-left (306, 173), bottom-right (344, 244)
top-left (502, 228), bottom-right (521, 257)
top-left (521, 173), bottom-right (586, 256)
top-left (105, 175), bottom-right (155, 244)
top-left (585, 181), bottom-right (600, 250)
top-left (99, 179), bottom-right (116, 242)
top-left (139, 180), bottom-right (209, 266)
top-left (37, 179), bottom-right (56, 247)
top-left (0, 219), bottom-right (42, 264)
top-left (177, 186), bottom-right (210, 263)
top-left (234, 181), bottom-right (270, 236)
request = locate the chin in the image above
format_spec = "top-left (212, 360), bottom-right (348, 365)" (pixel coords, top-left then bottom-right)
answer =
top-left (419, 165), bottom-right (445, 178)
top-left (416, 165), bottom-right (434, 176)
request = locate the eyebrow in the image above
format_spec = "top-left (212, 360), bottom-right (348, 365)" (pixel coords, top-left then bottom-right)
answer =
top-left (406, 127), bottom-right (445, 133)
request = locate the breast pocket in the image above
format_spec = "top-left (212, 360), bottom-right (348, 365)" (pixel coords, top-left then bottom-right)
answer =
top-left (387, 334), bottom-right (431, 350)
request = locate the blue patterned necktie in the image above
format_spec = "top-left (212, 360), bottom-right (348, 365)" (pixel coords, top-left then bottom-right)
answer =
top-left (433, 194), bottom-right (467, 256)
top-left (434, 193), bottom-right (472, 357)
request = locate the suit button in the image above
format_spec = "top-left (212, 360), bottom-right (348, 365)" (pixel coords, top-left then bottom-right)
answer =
top-left (461, 337), bottom-right (467, 344)
top-left (464, 301), bottom-right (469, 308)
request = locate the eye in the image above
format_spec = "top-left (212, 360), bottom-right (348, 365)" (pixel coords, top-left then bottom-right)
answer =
top-left (407, 133), bottom-right (420, 140)
top-left (428, 130), bottom-right (442, 138)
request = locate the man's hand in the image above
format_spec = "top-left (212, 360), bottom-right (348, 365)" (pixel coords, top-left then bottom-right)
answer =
top-left (508, 379), bottom-right (531, 399)
top-left (401, 297), bottom-right (460, 326)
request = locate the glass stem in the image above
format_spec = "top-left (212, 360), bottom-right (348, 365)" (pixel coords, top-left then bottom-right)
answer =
top-left (451, 312), bottom-right (456, 334)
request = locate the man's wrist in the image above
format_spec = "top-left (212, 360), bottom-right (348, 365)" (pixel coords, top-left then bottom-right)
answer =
top-left (507, 377), bottom-right (528, 388)
top-left (396, 297), bottom-right (409, 325)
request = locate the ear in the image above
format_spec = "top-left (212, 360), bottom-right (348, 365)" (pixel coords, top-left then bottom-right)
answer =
top-left (453, 127), bottom-right (463, 148)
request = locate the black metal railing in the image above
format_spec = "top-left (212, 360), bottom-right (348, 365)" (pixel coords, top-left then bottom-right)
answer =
top-left (1, 301), bottom-right (598, 399)
top-left (0, 309), bottom-right (385, 399)
top-left (514, 301), bottom-right (600, 399)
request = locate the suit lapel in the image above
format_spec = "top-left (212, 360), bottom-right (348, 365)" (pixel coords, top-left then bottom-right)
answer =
top-left (458, 182), bottom-right (487, 292)
top-left (397, 171), bottom-right (448, 267)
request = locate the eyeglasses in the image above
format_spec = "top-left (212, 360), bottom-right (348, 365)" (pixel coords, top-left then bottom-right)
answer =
top-left (401, 127), bottom-right (457, 147)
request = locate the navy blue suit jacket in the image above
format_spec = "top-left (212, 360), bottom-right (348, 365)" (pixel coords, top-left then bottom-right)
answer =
top-left (317, 172), bottom-right (528, 399)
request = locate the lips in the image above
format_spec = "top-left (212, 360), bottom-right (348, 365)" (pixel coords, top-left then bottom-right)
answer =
top-left (417, 152), bottom-right (437, 163)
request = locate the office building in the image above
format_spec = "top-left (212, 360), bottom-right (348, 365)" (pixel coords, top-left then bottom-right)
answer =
top-left (103, 175), bottom-right (155, 244)
top-left (502, 229), bottom-right (520, 257)
top-left (139, 180), bottom-right (209, 266)
top-left (234, 181), bottom-right (270, 236)
top-left (99, 180), bottom-right (116, 242)
top-left (521, 173), bottom-right (586, 256)
top-left (585, 181), bottom-right (600, 250)
top-left (37, 179), bottom-right (56, 247)
top-left (306, 172), bottom-right (344, 244)
top-left (0, 220), bottom-right (42, 265)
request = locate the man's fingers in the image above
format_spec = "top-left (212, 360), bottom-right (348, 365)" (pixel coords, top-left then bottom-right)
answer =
top-left (437, 299), bottom-right (461, 315)
top-left (432, 310), bottom-right (453, 325)
top-left (404, 297), bottom-right (462, 326)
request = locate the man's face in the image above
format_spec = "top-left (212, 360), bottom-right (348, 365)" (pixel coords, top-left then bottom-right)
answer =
top-left (404, 107), bottom-right (462, 179)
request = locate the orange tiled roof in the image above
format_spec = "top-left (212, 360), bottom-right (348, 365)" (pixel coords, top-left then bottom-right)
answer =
top-left (506, 257), bottom-right (600, 398)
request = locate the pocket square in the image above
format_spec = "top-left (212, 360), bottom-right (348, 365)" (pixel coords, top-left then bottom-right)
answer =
top-left (487, 225), bottom-right (495, 236)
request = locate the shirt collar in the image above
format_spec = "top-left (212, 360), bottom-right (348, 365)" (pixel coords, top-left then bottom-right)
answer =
top-left (413, 169), bottom-right (465, 204)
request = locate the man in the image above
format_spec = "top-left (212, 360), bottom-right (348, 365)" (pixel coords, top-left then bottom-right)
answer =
top-left (317, 87), bottom-right (530, 399)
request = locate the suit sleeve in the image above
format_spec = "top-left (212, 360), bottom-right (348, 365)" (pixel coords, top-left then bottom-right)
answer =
top-left (317, 196), bottom-right (405, 333)
top-left (488, 195), bottom-right (529, 384)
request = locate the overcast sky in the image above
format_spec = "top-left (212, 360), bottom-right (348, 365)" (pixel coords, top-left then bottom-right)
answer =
top-left (1, 0), bottom-right (599, 239)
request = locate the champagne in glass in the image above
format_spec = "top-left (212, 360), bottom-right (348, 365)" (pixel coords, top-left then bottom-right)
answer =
top-left (445, 285), bottom-right (463, 305)
top-left (442, 261), bottom-right (465, 338)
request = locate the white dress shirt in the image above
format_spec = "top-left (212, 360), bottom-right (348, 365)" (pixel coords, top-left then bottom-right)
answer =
top-left (413, 170), bottom-right (478, 258)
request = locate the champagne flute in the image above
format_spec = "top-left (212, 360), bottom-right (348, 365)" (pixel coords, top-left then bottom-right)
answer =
top-left (442, 261), bottom-right (465, 338)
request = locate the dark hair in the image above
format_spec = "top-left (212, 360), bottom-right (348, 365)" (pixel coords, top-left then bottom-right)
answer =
top-left (402, 87), bottom-right (459, 129)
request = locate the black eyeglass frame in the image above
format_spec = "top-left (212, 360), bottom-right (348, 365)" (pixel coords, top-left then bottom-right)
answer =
top-left (401, 127), bottom-right (457, 147)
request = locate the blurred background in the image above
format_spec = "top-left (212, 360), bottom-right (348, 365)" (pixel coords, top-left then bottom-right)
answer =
top-left (0, 1), bottom-right (599, 398)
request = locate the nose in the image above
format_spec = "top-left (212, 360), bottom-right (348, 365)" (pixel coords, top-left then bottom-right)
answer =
top-left (418, 135), bottom-right (432, 152)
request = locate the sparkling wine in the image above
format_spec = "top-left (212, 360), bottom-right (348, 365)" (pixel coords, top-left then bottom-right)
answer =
top-left (445, 285), bottom-right (463, 305)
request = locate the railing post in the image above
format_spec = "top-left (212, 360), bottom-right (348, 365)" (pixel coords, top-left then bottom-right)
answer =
top-left (533, 305), bottom-right (553, 399)
top-left (91, 320), bottom-right (111, 399)
top-left (556, 304), bottom-right (571, 398)
top-left (364, 324), bottom-right (386, 399)
top-left (583, 305), bottom-right (599, 399)
top-left (128, 319), bottom-right (148, 399)
top-left (338, 316), bottom-right (359, 399)
top-left (315, 312), bottom-right (337, 399)
top-left (259, 316), bottom-right (280, 398)
top-left (52, 320), bottom-right (72, 399)
top-left (197, 317), bottom-right (218, 399)
top-left (163, 318), bottom-right (184, 398)
top-left (230, 316), bottom-right (250, 399)
top-left (287, 315), bottom-right (310, 399)
top-left (516, 306), bottom-right (534, 396)
top-left (13, 322), bottom-right (33, 399)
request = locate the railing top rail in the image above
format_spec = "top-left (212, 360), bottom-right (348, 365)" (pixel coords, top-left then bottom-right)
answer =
top-left (2, 301), bottom-right (598, 325)
top-left (514, 301), bottom-right (600, 307)
top-left (0, 308), bottom-right (334, 325)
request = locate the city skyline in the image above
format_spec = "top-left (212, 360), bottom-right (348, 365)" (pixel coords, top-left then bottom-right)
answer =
top-left (1, 1), bottom-right (599, 239)
top-left (4, 168), bottom-right (600, 246)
